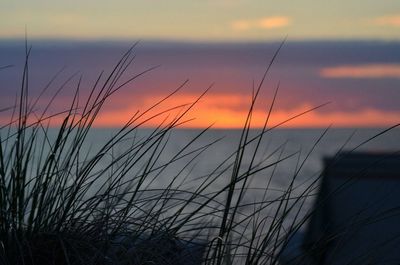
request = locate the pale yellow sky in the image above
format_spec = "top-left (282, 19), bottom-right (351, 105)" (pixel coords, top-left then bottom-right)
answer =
top-left (1, 0), bottom-right (400, 41)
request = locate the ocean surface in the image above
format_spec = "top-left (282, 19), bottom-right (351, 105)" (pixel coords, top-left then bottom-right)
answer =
top-left (83, 127), bottom-right (400, 182)
top-left (1, 127), bottom-right (399, 230)
top-left (83, 128), bottom-right (400, 219)
top-left (78, 127), bottom-right (400, 210)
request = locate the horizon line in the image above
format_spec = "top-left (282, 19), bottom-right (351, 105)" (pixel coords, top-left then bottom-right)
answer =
top-left (2, 37), bottom-right (400, 45)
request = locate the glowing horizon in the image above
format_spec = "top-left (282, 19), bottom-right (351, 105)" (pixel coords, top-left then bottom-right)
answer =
top-left (0, 40), bottom-right (399, 129)
top-left (91, 94), bottom-right (400, 129)
top-left (0, 91), bottom-right (398, 129)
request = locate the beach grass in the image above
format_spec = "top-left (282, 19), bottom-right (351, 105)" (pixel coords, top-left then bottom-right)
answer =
top-left (0, 41), bottom-right (397, 265)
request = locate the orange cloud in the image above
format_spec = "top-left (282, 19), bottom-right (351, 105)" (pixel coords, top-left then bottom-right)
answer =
top-left (93, 93), bottom-right (251, 128)
top-left (267, 108), bottom-right (400, 128)
top-left (91, 94), bottom-right (399, 129)
top-left (2, 93), bottom-right (398, 129)
top-left (320, 64), bottom-right (400, 79)
top-left (258, 17), bottom-right (291, 29)
top-left (374, 15), bottom-right (400, 27)
top-left (232, 16), bottom-right (291, 31)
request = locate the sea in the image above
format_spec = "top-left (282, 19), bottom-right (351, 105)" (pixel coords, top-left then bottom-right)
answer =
top-left (70, 127), bottom-right (400, 220)
top-left (1, 125), bottom-right (400, 243)
top-left (83, 127), bottom-right (400, 184)
top-left (64, 127), bottom-right (398, 228)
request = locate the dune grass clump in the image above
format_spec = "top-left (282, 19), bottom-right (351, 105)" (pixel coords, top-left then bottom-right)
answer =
top-left (0, 42), bottom-right (340, 265)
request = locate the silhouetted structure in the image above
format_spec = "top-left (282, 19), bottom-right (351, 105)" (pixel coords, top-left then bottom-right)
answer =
top-left (281, 152), bottom-right (400, 265)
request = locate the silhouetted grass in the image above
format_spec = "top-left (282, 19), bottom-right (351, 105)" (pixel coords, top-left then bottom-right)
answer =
top-left (1, 41), bottom-right (398, 265)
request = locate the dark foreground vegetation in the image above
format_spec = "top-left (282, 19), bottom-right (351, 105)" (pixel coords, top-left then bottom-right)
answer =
top-left (0, 42), bottom-right (398, 265)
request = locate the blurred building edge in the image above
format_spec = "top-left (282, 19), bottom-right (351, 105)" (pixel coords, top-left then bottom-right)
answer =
top-left (280, 152), bottom-right (400, 265)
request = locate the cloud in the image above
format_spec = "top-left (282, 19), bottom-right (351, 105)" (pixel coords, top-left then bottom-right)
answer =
top-left (63, 93), bottom-right (400, 129)
top-left (232, 16), bottom-right (291, 31)
top-left (92, 103), bottom-right (400, 129)
top-left (265, 107), bottom-right (400, 128)
top-left (1, 90), bottom-right (398, 129)
top-left (320, 64), bottom-right (400, 79)
top-left (374, 15), bottom-right (400, 27)
top-left (258, 17), bottom-right (291, 29)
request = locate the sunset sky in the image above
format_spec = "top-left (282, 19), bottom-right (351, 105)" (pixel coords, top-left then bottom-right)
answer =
top-left (2, 0), bottom-right (400, 41)
top-left (1, 1), bottom-right (400, 128)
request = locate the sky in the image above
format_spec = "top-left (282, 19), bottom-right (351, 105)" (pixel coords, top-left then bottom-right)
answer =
top-left (2, 0), bottom-right (400, 41)
top-left (1, 1), bottom-right (400, 128)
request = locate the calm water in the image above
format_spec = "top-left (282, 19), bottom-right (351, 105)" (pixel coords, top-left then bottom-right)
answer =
top-left (83, 127), bottom-right (400, 192)
top-left (3, 127), bottom-right (399, 192)
top-left (80, 127), bottom-right (400, 221)
top-left (2, 127), bottom-right (399, 226)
